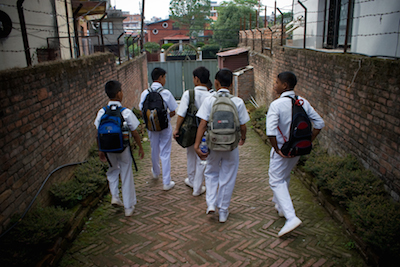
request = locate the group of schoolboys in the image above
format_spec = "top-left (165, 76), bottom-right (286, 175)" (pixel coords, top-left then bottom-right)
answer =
top-left (94, 66), bottom-right (324, 237)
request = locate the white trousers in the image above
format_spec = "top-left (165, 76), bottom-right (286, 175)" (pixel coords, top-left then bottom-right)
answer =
top-left (106, 147), bottom-right (136, 209)
top-left (148, 126), bottom-right (172, 185)
top-left (187, 145), bottom-right (206, 195)
top-left (204, 148), bottom-right (239, 213)
top-left (268, 148), bottom-right (300, 220)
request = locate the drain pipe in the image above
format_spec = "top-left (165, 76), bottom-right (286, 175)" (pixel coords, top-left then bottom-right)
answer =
top-left (117, 32), bottom-right (125, 64)
top-left (64, 0), bottom-right (73, 58)
top-left (17, 0), bottom-right (31, 66)
top-left (99, 12), bottom-right (107, 52)
top-left (73, 3), bottom-right (82, 57)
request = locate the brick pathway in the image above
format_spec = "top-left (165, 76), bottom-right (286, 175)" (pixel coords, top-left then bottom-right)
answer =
top-left (59, 115), bottom-right (366, 267)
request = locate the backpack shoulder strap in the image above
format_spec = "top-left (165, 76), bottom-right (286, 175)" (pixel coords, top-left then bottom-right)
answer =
top-left (189, 89), bottom-right (195, 104)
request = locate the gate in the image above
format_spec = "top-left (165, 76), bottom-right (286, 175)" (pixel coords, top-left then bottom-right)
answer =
top-left (147, 60), bottom-right (218, 99)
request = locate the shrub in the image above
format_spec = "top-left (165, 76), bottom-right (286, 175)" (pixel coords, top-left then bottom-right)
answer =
top-left (196, 41), bottom-right (205, 47)
top-left (161, 43), bottom-right (174, 50)
top-left (0, 206), bottom-right (72, 266)
top-left (144, 42), bottom-right (160, 53)
top-left (303, 149), bottom-right (343, 190)
top-left (50, 159), bottom-right (107, 208)
top-left (348, 194), bottom-right (400, 263)
top-left (250, 105), bottom-right (267, 134)
top-left (202, 44), bottom-right (220, 58)
top-left (328, 168), bottom-right (386, 207)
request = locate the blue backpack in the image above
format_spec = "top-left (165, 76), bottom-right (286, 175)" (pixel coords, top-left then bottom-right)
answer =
top-left (97, 105), bottom-right (127, 153)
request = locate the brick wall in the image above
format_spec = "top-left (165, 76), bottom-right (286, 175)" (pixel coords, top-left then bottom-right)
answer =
top-left (247, 46), bottom-right (400, 201)
top-left (233, 66), bottom-right (255, 101)
top-left (0, 53), bottom-right (148, 232)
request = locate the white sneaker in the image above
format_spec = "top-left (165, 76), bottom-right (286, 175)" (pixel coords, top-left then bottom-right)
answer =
top-left (193, 186), bottom-right (206, 196)
top-left (278, 217), bottom-right (302, 237)
top-left (163, 180), bottom-right (175, 191)
top-left (184, 178), bottom-right (193, 188)
top-left (219, 210), bottom-right (229, 223)
top-left (206, 205), bottom-right (215, 214)
top-left (111, 197), bottom-right (123, 207)
top-left (151, 167), bottom-right (159, 179)
top-left (125, 206), bottom-right (135, 217)
top-left (275, 204), bottom-right (284, 217)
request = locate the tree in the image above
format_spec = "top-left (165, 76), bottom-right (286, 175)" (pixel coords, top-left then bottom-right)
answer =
top-left (169, 0), bottom-right (211, 40)
top-left (212, 0), bottom-right (257, 48)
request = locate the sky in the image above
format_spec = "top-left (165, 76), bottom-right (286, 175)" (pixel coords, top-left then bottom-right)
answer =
top-left (112, 0), bottom-right (295, 20)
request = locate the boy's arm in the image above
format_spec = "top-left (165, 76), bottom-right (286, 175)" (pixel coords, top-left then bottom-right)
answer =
top-left (96, 137), bottom-right (107, 162)
top-left (173, 115), bottom-right (185, 139)
top-left (131, 130), bottom-right (144, 159)
top-left (170, 110), bottom-right (176, 117)
top-left (268, 136), bottom-right (291, 158)
top-left (239, 124), bottom-right (247, 145)
top-left (194, 119), bottom-right (208, 160)
top-left (311, 128), bottom-right (321, 142)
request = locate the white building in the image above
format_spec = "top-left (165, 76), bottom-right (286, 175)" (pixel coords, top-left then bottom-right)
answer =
top-left (290, 0), bottom-right (400, 58)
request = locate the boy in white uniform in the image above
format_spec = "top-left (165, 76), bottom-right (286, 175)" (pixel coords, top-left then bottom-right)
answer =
top-left (194, 69), bottom-right (250, 223)
top-left (266, 71), bottom-right (324, 237)
top-left (139, 67), bottom-right (178, 190)
top-left (173, 66), bottom-right (211, 196)
top-left (94, 80), bottom-right (145, 217)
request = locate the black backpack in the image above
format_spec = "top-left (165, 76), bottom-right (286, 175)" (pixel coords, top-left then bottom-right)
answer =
top-left (176, 89), bottom-right (199, 148)
top-left (142, 87), bottom-right (168, 131)
top-left (279, 96), bottom-right (313, 156)
top-left (97, 105), bottom-right (127, 153)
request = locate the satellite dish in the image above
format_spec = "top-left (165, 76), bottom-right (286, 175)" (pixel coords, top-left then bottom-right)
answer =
top-left (0, 10), bottom-right (12, 38)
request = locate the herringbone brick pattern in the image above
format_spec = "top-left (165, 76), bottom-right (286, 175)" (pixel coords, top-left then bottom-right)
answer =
top-left (60, 116), bottom-right (366, 267)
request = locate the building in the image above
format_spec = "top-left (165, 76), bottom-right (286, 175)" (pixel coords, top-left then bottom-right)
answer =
top-left (290, 0), bottom-right (400, 58)
top-left (123, 13), bottom-right (142, 34)
top-left (216, 47), bottom-right (249, 72)
top-left (210, 1), bottom-right (220, 20)
top-left (88, 8), bottom-right (127, 59)
top-left (0, 0), bottom-right (109, 71)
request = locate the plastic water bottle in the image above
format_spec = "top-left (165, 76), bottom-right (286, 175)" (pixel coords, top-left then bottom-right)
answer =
top-left (199, 137), bottom-right (208, 165)
top-left (122, 121), bottom-right (129, 146)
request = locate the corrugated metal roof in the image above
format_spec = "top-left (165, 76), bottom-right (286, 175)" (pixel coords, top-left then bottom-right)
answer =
top-left (216, 47), bottom-right (249, 57)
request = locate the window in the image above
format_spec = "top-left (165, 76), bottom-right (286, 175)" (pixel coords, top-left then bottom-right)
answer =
top-left (102, 22), bottom-right (113, 35)
top-left (324, 0), bottom-right (354, 48)
top-left (162, 22), bottom-right (168, 28)
top-left (153, 28), bottom-right (158, 35)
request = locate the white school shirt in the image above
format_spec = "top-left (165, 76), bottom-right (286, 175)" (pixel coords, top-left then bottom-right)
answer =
top-left (266, 91), bottom-right (325, 148)
top-left (94, 101), bottom-right (140, 131)
top-left (177, 85), bottom-right (210, 117)
top-left (196, 88), bottom-right (250, 125)
top-left (139, 82), bottom-right (178, 121)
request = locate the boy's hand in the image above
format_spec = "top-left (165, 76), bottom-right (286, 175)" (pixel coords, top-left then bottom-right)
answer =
top-left (194, 146), bottom-right (209, 160)
top-left (138, 147), bottom-right (144, 159)
top-left (99, 151), bottom-right (107, 162)
top-left (173, 128), bottom-right (179, 140)
top-left (276, 149), bottom-right (295, 158)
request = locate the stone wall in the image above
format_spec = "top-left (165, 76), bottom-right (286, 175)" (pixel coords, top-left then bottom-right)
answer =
top-left (248, 46), bottom-right (400, 200)
top-left (0, 53), bottom-right (148, 232)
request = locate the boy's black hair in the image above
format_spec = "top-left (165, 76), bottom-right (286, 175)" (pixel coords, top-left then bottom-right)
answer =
top-left (193, 66), bottom-right (210, 84)
top-left (277, 71), bottom-right (297, 89)
top-left (215, 68), bottom-right (233, 87)
top-left (151, 67), bottom-right (167, 82)
top-left (206, 79), bottom-right (213, 89)
top-left (105, 80), bottom-right (122, 99)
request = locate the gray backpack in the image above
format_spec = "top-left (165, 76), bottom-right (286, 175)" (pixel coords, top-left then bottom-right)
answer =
top-left (207, 92), bottom-right (240, 151)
